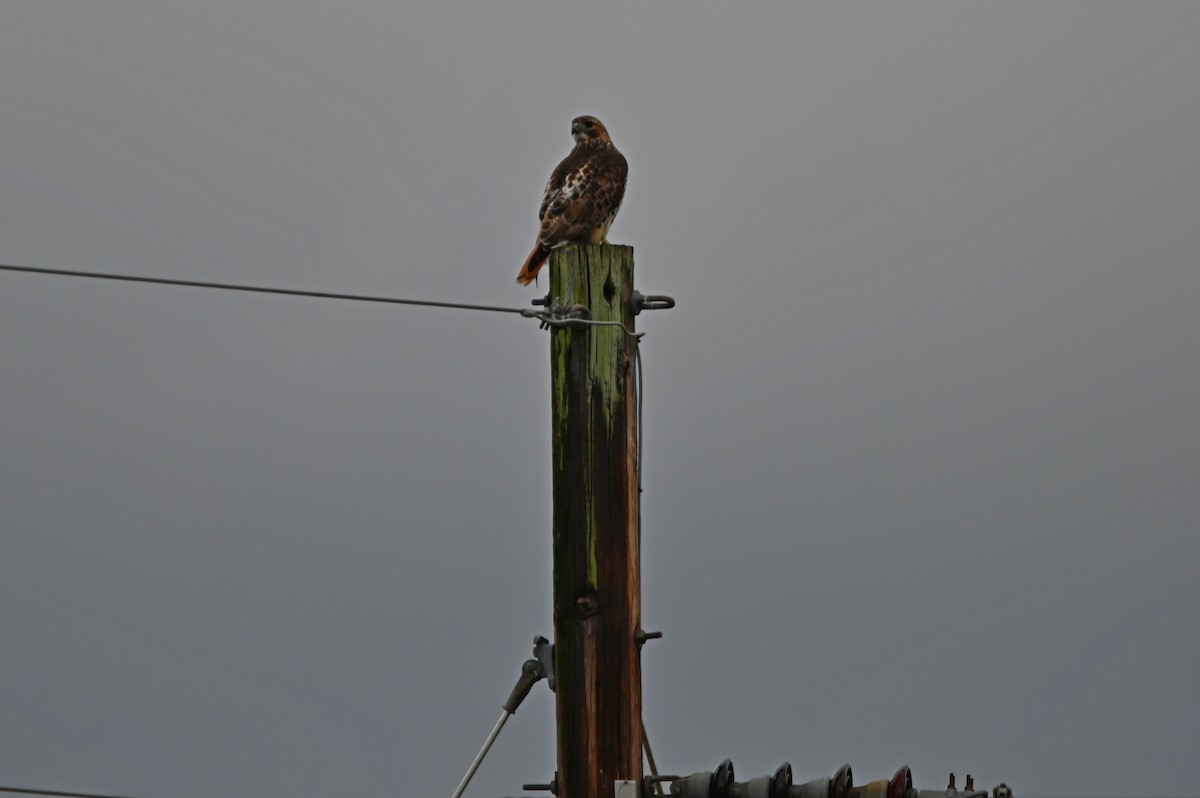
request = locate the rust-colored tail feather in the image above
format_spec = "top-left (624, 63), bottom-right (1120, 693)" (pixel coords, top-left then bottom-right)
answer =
top-left (516, 243), bottom-right (550, 286)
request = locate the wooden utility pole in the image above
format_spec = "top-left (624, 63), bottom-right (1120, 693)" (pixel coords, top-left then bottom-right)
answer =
top-left (549, 243), bottom-right (643, 798)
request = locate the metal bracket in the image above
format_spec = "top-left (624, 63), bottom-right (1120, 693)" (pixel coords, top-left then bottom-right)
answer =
top-left (631, 291), bottom-right (675, 315)
top-left (642, 775), bottom-right (683, 794)
top-left (502, 658), bottom-right (546, 715)
top-left (533, 635), bottom-right (556, 692)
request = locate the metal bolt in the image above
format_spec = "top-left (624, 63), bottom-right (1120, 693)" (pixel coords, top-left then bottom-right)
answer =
top-left (631, 291), bottom-right (676, 315)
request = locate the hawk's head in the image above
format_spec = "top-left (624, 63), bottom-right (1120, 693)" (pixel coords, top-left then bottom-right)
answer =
top-left (571, 115), bottom-right (611, 143)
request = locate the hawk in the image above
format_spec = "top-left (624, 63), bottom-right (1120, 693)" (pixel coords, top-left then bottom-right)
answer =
top-left (516, 115), bottom-right (628, 286)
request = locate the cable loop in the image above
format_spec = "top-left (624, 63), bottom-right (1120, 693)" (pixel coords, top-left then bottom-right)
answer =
top-left (522, 304), bottom-right (644, 339)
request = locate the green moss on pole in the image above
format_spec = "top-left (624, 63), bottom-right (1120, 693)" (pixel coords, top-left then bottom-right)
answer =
top-left (549, 244), bottom-right (642, 798)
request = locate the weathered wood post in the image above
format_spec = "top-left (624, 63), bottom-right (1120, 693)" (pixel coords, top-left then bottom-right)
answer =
top-left (549, 243), bottom-right (642, 798)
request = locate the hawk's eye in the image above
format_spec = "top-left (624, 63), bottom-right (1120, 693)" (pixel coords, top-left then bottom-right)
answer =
top-left (584, 120), bottom-right (595, 128)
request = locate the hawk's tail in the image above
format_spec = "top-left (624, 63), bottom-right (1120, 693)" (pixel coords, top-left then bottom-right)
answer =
top-left (516, 243), bottom-right (550, 286)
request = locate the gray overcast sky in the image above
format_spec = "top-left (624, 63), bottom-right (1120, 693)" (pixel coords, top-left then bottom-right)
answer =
top-left (2, 3), bottom-right (1197, 798)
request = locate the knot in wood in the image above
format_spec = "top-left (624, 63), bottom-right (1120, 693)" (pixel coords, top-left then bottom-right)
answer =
top-left (575, 590), bottom-right (600, 618)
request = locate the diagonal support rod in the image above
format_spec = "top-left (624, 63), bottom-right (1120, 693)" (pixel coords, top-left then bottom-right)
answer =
top-left (449, 658), bottom-right (545, 798)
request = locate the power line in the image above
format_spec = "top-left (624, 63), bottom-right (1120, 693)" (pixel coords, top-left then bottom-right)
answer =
top-left (0, 786), bottom-right (145, 798)
top-left (0, 263), bottom-right (528, 316)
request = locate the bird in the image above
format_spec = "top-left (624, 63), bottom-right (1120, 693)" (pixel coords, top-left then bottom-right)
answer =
top-left (516, 115), bottom-right (628, 286)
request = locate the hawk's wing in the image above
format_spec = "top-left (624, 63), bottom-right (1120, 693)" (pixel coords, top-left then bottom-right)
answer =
top-left (537, 146), bottom-right (628, 247)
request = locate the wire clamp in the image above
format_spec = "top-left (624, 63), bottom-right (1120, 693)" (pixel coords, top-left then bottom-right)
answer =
top-left (522, 300), bottom-right (592, 330)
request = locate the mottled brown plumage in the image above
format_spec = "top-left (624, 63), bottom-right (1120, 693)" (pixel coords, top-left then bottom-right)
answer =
top-left (517, 116), bottom-right (628, 286)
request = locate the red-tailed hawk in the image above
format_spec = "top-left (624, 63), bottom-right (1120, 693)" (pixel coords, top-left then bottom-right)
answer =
top-left (516, 115), bottom-right (628, 286)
